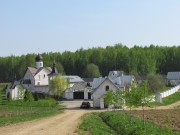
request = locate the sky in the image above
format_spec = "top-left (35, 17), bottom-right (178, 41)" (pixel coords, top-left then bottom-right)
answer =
top-left (0, 0), bottom-right (180, 56)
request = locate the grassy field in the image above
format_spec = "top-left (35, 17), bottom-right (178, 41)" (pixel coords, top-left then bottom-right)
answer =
top-left (0, 99), bottom-right (63, 126)
top-left (78, 111), bottom-right (180, 135)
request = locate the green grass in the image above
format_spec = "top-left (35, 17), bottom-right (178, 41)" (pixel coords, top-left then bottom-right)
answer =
top-left (0, 99), bottom-right (63, 126)
top-left (151, 91), bottom-right (180, 106)
top-left (78, 112), bottom-right (116, 135)
top-left (78, 111), bottom-right (180, 135)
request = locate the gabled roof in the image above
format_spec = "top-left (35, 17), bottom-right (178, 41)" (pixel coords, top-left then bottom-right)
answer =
top-left (92, 77), bottom-right (105, 90)
top-left (108, 71), bottom-right (124, 78)
top-left (167, 72), bottom-right (180, 80)
top-left (27, 67), bottom-right (52, 77)
top-left (10, 80), bottom-right (21, 89)
top-left (28, 67), bottom-right (37, 76)
top-left (92, 75), bottom-right (135, 91)
top-left (92, 77), bottom-right (120, 94)
top-left (71, 82), bottom-right (86, 90)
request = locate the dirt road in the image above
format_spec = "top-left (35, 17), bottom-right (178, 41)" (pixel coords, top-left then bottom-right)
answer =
top-left (0, 109), bottom-right (88, 135)
top-left (0, 100), bottom-right (179, 135)
top-left (0, 100), bottom-right (93, 135)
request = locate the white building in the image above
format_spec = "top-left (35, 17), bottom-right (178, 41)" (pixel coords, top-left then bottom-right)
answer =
top-left (62, 76), bottom-right (92, 100)
top-left (22, 54), bottom-right (53, 94)
top-left (92, 71), bottom-right (135, 109)
top-left (6, 81), bottom-right (25, 100)
top-left (6, 54), bottom-right (91, 100)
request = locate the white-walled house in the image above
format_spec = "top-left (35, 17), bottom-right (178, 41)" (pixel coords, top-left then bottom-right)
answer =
top-left (92, 71), bottom-right (135, 109)
top-left (92, 77), bottom-right (119, 108)
top-left (6, 81), bottom-right (25, 100)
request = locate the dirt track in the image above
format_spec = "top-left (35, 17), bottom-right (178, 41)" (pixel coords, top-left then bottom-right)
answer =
top-left (0, 101), bottom-right (179, 135)
top-left (0, 109), bottom-right (88, 135)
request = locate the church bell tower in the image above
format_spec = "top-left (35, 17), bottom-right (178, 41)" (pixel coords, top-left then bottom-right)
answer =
top-left (35, 54), bottom-right (43, 69)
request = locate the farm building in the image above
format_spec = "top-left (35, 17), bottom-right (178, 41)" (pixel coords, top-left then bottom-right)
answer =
top-left (167, 72), bottom-right (180, 86)
top-left (62, 76), bottom-right (92, 100)
top-left (92, 71), bottom-right (135, 109)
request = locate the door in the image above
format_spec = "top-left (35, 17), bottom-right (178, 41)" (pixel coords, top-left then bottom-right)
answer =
top-left (73, 92), bottom-right (84, 99)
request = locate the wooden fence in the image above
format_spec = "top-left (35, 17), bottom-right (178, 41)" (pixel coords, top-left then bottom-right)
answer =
top-left (156, 84), bottom-right (180, 103)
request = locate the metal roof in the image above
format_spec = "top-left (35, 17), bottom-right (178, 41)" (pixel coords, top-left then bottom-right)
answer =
top-left (63, 76), bottom-right (84, 83)
top-left (91, 77), bottom-right (105, 90)
top-left (167, 72), bottom-right (180, 80)
top-left (92, 75), bottom-right (135, 91)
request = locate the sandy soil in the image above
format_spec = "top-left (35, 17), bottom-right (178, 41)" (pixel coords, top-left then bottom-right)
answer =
top-left (0, 101), bottom-right (179, 135)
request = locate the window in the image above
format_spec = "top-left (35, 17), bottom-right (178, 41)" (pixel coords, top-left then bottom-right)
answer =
top-left (106, 85), bottom-right (109, 91)
top-left (39, 75), bottom-right (40, 80)
top-left (44, 74), bottom-right (46, 78)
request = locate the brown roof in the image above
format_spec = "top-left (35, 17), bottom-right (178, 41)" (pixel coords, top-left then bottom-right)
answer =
top-left (28, 67), bottom-right (37, 76)
top-left (27, 67), bottom-right (52, 77)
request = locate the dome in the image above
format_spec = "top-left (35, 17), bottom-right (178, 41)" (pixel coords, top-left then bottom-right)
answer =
top-left (35, 54), bottom-right (43, 62)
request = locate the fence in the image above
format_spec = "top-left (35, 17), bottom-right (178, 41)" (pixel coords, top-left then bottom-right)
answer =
top-left (156, 84), bottom-right (180, 103)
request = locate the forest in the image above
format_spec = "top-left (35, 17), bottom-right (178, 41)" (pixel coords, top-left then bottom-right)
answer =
top-left (0, 44), bottom-right (180, 83)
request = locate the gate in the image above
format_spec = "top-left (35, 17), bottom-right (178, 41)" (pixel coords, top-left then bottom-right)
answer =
top-left (73, 92), bottom-right (84, 99)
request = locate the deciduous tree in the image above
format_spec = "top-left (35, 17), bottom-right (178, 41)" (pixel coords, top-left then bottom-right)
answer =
top-left (49, 75), bottom-right (69, 97)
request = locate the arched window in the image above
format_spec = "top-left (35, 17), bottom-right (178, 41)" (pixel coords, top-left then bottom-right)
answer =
top-left (106, 85), bottom-right (109, 91)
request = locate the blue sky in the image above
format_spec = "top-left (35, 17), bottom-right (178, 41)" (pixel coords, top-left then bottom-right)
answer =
top-left (0, 0), bottom-right (180, 56)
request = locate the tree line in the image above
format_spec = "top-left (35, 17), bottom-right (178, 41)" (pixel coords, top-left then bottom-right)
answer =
top-left (0, 44), bottom-right (180, 82)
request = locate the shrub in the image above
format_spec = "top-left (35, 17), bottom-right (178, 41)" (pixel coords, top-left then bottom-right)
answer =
top-left (24, 90), bottom-right (34, 102)
top-left (7, 92), bottom-right (12, 101)
top-left (147, 74), bottom-right (166, 93)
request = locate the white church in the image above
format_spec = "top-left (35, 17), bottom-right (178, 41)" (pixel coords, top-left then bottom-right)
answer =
top-left (22, 54), bottom-right (57, 94)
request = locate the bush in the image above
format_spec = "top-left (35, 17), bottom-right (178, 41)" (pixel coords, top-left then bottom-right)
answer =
top-left (147, 74), bottom-right (166, 93)
top-left (33, 92), bottom-right (49, 101)
top-left (24, 90), bottom-right (34, 102)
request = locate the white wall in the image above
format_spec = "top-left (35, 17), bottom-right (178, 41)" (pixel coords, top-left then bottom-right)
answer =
top-left (63, 92), bottom-right (74, 99)
top-left (6, 85), bottom-right (25, 100)
top-left (92, 78), bottom-right (120, 108)
top-left (36, 61), bottom-right (43, 69)
top-left (84, 91), bottom-right (88, 99)
top-left (34, 68), bottom-right (50, 86)
top-left (24, 70), bottom-right (35, 90)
